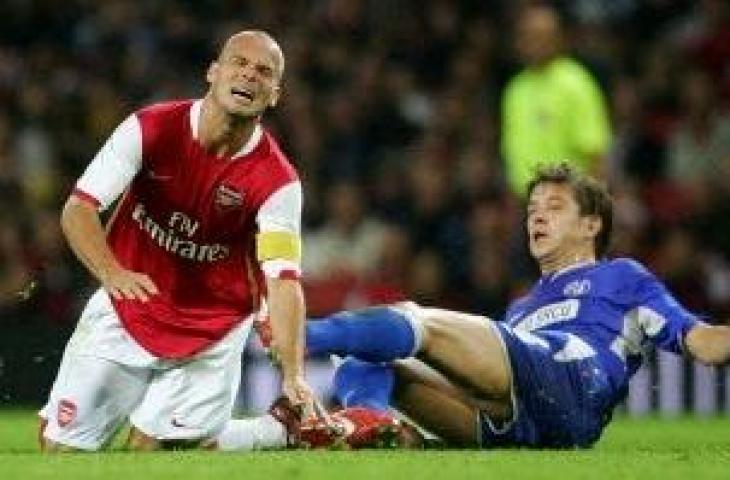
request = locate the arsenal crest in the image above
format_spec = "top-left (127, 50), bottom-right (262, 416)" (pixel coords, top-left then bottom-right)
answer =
top-left (215, 184), bottom-right (244, 211)
top-left (58, 399), bottom-right (77, 428)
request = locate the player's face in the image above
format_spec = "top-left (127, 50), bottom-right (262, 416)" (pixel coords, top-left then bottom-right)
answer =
top-left (527, 182), bottom-right (599, 267)
top-left (207, 35), bottom-right (281, 118)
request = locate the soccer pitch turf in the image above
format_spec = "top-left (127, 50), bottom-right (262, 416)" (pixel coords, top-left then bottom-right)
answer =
top-left (1, 410), bottom-right (729, 479)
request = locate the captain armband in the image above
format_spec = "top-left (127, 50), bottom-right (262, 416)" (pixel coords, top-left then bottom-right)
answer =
top-left (256, 231), bottom-right (302, 263)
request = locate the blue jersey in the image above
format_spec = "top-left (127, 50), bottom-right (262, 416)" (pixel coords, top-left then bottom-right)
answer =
top-left (479, 258), bottom-right (701, 447)
top-left (503, 258), bottom-right (700, 404)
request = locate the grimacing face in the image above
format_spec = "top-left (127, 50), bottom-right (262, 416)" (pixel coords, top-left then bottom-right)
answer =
top-left (526, 182), bottom-right (600, 266)
top-left (206, 33), bottom-right (282, 119)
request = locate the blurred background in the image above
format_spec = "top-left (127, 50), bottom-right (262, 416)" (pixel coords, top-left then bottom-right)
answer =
top-left (1, 0), bottom-right (729, 415)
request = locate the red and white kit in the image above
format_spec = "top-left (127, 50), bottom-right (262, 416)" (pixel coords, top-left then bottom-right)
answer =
top-left (41, 99), bottom-right (302, 449)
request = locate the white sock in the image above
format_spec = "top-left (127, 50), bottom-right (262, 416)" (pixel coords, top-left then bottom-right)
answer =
top-left (216, 414), bottom-right (287, 451)
top-left (396, 303), bottom-right (425, 356)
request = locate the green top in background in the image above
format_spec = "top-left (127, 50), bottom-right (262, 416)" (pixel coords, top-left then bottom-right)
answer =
top-left (502, 57), bottom-right (611, 196)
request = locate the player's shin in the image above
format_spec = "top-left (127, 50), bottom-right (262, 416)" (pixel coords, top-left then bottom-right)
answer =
top-left (306, 306), bottom-right (422, 362)
top-left (333, 357), bottom-right (395, 411)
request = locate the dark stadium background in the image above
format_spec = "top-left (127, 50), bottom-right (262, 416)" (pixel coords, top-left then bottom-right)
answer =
top-left (0, 0), bottom-right (729, 416)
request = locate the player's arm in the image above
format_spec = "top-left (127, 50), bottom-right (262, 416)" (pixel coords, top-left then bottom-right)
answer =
top-left (257, 181), bottom-right (315, 410)
top-left (62, 114), bottom-right (158, 301)
top-left (632, 261), bottom-right (730, 366)
top-left (265, 274), bottom-right (308, 393)
top-left (684, 324), bottom-right (730, 365)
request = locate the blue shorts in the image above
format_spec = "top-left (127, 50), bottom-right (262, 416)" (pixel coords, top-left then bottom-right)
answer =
top-left (481, 324), bottom-right (614, 448)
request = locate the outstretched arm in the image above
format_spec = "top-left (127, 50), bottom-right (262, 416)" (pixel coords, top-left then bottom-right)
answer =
top-left (685, 324), bottom-right (730, 365)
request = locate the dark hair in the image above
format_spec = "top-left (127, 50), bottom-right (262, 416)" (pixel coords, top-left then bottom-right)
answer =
top-left (526, 163), bottom-right (613, 257)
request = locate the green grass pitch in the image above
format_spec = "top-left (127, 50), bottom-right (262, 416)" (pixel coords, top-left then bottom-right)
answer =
top-left (1, 409), bottom-right (729, 479)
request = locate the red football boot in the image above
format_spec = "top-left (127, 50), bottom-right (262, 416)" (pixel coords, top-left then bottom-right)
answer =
top-left (299, 406), bottom-right (424, 449)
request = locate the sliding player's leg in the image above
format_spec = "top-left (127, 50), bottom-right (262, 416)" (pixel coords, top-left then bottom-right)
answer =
top-left (214, 357), bottom-right (417, 451)
top-left (399, 304), bottom-right (512, 403)
top-left (331, 356), bottom-right (395, 411)
top-left (391, 359), bottom-right (480, 446)
top-left (305, 306), bottom-right (419, 362)
top-left (251, 303), bottom-right (515, 448)
top-left (304, 303), bottom-right (512, 405)
top-left (392, 358), bottom-right (511, 447)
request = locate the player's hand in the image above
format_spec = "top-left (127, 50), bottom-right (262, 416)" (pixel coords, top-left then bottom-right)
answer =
top-left (100, 267), bottom-right (159, 302)
top-left (281, 374), bottom-right (318, 420)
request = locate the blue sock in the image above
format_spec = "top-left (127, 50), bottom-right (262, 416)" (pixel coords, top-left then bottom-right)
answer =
top-left (306, 306), bottom-right (416, 362)
top-left (333, 357), bottom-right (394, 411)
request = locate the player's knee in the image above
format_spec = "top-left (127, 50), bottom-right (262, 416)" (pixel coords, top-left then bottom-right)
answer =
top-left (126, 426), bottom-right (161, 451)
top-left (38, 418), bottom-right (94, 453)
top-left (416, 312), bottom-right (453, 352)
top-left (41, 439), bottom-right (86, 453)
top-left (387, 301), bottom-right (428, 353)
top-left (126, 426), bottom-right (213, 451)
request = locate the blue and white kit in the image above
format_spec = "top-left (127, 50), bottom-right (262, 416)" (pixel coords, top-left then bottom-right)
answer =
top-left (483, 258), bottom-right (701, 447)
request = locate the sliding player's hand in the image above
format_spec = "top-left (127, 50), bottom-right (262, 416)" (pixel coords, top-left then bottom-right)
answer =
top-left (101, 267), bottom-right (159, 302)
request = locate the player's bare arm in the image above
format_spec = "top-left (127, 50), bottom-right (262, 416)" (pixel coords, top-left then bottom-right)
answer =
top-left (61, 195), bottom-right (158, 302)
top-left (685, 324), bottom-right (730, 365)
top-left (266, 277), bottom-right (315, 412)
top-left (255, 158), bottom-right (316, 416)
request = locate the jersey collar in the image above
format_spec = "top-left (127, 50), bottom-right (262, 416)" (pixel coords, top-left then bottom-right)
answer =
top-left (541, 259), bottom-right (598, 283)
top-left (190, 99), bottom-right (263, 159)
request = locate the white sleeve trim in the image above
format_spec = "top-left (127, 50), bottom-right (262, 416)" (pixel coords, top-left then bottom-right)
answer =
top-left (75, 114), bottom-right (142, 211)
top-left (256, 181), bottom-right (302, 234)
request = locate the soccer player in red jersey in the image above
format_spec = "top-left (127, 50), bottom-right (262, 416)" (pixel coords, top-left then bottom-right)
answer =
top-left (39, 30), bottom-right (316, 451)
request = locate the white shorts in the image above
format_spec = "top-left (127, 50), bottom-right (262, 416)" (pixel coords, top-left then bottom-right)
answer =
top-left (40, 289), bottom-right (252, 450)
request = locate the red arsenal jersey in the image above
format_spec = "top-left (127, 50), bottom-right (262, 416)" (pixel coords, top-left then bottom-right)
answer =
top-left (75, 100), bottom-right (300, 358)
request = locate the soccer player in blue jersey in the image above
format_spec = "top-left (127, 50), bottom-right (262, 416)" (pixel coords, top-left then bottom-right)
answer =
top-left (275, 162), bottom-right (730, 449)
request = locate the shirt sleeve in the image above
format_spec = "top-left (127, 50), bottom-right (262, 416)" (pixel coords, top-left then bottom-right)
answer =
top-left (634, 269), bottom-right (701, 355)
top-left (74, 114), bottom-right (142, 211)
top-left (256, 181), bottom-right (303, 279)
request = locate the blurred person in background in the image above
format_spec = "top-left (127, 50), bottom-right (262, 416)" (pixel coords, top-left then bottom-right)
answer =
top-left (463, 198), bottom-right (514, 318)
top-left (39, 30), bottom-right (316, 452)
top-left (667, 69), bottom-right (730, 200)
top-left (302, 180), bottom-right (388, 314)
top-left (502, 4), bottom-right (611, 196)
top-left (670, 0), bottom-right (730, 106)
top-left (406, 249), bottom-right (450, 307)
